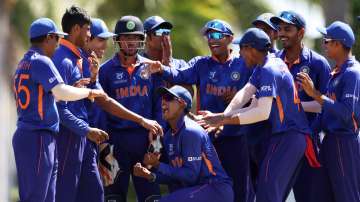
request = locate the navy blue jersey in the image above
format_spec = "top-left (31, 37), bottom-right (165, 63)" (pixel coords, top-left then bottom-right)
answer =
top-left (249, 55), bottom-right (311, 135)
top-left (99, 54), bottom-right (158, 130)
top-left (52, 39), bottom-right (89, 137)
top-left (156, 115), bottom-right (232, 187)
top-left (13, 47), bottom-right (63, 132)
top-left (320, 57), bottom-right (360, 135)
top-left (161, 56), bottom-right (253, 136)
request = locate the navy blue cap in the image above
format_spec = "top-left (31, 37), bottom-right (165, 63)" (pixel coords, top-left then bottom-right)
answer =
top-left (233, 28), bottom-right (271, 51)
top-left (317, 21), bottom-right (355, 48)
top-left (91, 18), bottom-right (116, 39)
top-left (157, 85), bottom-right (192, 111)
top-left (270, 11), bottom-right (306, 28)
top-left (200, 19), bottom-right (233, 35)
top-left (252, 13), bottom-right (278, 31)
top-left (114, 16), bottom-right (144, 37)
top-left (144, 16), bottom-right (173, 32)
top-left (29, 18), bottom-right (67, 39)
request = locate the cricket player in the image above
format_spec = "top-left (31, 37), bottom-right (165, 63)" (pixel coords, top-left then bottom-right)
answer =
top-left (12, 17), bottom-right (107, 202)
top-left (147, 19), bottom-right (254, 202)
top-left (53, 8), bottom-right (162, 202)
top-left (99, 15), bottom-right (163, 202)
top-left (200, 28), bottom-right (311, 202)
top-left (270, 11), bottom-right (331, 202)
top-left (252, 13), bottom-right (279, 53)
top-left (133, 85), bottom-right (234, 202)
top-left (298, 21), bottom-right (360, 202)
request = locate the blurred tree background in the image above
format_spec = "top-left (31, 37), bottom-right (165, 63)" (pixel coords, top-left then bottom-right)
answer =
top-left (1, 0), bottom-right (360, 201)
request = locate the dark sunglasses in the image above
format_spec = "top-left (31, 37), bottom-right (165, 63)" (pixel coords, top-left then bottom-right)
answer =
top-left (154, 29), bottom-right (171, 36)
top-left (279, 11), bottom-right (302, 27)
top-left (323, 38), bottom-right (344, 44)
top-left (206, 32), bottom-right (226, 40)
top-left (162, 94), bottom-right (177, 101)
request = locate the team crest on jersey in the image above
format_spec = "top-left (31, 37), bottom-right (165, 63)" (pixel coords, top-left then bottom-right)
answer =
top-left (140, 69), bottom-right (150, 80)
top-left (300, 66), bottom-right (310, 74)
top-left (208, 71), bottom-right (218, 82)
top-left (168, 144), bottom-right (174, 156)
top-left (114, 72), bottom-right (127, 84)
top-left (231, 71), bottom-right (240, 81)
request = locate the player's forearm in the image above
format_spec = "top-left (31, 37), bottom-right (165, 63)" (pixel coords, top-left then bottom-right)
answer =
top-left (95, 97), bottom-right (144, 124)
top-left (52, 83), bottom-right (91, 101)
top-left (224, 83), bottom-right (256, 117)
top-left (161, 65), bottom-right (196, 85)
top-left (157, 163), bottom-right (198, 185)
top-left (301, 100), bottom-right (322, 113)
top-left (57, 102), bottom-right (90, 137)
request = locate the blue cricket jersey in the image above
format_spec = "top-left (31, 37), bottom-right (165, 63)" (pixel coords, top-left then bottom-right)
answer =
top-left (249, 55), bottom-right (311, 135)
top-left (13, 47), bottom-right (63, 132)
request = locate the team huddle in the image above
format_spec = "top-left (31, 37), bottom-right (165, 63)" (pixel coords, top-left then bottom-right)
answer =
top-left (12, 5), bottom-right (360, 202)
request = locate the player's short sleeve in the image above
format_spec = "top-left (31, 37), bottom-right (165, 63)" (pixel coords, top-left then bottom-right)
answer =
top-left (31, 57), bottom-right (64, 92)
top-left (250, 67), bottom-right (276, 98)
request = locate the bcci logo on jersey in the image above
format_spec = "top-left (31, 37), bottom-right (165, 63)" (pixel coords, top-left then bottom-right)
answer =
top-left (300, 66), bottom-right (310, 74)
top-left (231, 71), bottom-right (240, 81)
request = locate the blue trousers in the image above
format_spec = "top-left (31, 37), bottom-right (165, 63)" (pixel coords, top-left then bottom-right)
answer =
top-left (104, 128), bottom-right (160, 202)
top-left (256, 131), bottom-right (306, 202)
top-left (160, 181), bottom-right (233, 202)
top-left (310, 133), bottom-right (360, 202)
top-left (13, 129), bottom-right (57, 202)
top-left (213, 135), bottom-right (252, 202)
top-left (56, 127), bottom-right (103, 202)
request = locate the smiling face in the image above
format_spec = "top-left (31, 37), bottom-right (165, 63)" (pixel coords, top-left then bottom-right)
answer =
top-left (117, 34), bottom-right (144, 57)
top-left (161, 94), bottom-right (185, 121)
top-left (88, 37), bottom-right (108, 59)
top-left (277, 22), bottom-right (304, 49)
top-left (322, 38), bottom-right (342, 59)
top-left (206, 30), bottom-right (233, 57)
top-left (74, 23), bottom-right (91, 48)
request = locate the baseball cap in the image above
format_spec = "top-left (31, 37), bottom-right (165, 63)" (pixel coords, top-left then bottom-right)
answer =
top-left (200, 19), bottom-right (233, 35)
top-left (29, 18), bottom-right (67, 39)
top-left (270, 11), bottom-right (306, 28)
top-left (317, 21), bottom-right (355, 48)
top-left (252, 13), bottom-right (278, 31)
top-left (91, 18), bottom-right (116, 39)
top-left (157, 85), bottom-right (192, 111)
top-left (234, 28), bottom-right (271, 51)
top-left (114, 16), bottom-right (145, 38)
top-left (144, 16), bottom-right (173, 32)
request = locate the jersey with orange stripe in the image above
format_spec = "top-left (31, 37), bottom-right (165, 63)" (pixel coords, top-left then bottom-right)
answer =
top-left (320, 57), bottom-right (360, 135)
top-left (249, 55), bottom-right (311, 135)
top-left (155, 115), bottom-right (232, 188)
top-left (13, 47), bottom-right (63, 132)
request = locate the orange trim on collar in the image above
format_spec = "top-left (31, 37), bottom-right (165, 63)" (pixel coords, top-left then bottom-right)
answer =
top-left (284, 56), bottom-right (300, 69)
top-left (60, 39), bottom-right (82, 59)
top-left (331, 66), bottom-right (341, 76)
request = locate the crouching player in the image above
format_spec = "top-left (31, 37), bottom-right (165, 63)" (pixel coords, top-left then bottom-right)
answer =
top-left (133, 85), bottom-right (234, 202)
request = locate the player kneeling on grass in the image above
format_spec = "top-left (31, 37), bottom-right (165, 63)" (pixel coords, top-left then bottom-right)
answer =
top-left (133, 85), bottom-right (234, 202)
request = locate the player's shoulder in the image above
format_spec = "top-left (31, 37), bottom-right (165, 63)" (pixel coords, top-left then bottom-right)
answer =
top-left (344, 59), bottom-right (360, 77)
top-left (188, 55), bottom-right (210, 66)
top-left (264, 55), bottom-right (287, 71)
top-left (183, 116), bottom-right (206, 139)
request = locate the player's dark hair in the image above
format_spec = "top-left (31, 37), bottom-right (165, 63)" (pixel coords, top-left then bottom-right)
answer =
top-left (61, 5), bottom-right (91, 34)
top-left (30, 35), bottom-right (47, 44)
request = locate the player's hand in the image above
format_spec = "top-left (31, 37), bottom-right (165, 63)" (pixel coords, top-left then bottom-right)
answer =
top-left (143, 60), bottom-right (163, 74)
top-left (87, 127), bottom-right (109, 145)
top-left (143, 153), bottom-right (161, 168)
top-left (73, 78), bottom-right (90, 88)
top-left (171, 157), bottom-right (183, 168)
top-left (161, 35), bottom-right (172, 66)
top-left (198, 111), bottom-right (225, 128)
top-left (297, 72), bottom-right (316, 98)
top-left (88, 89), bottom-right (108, 102)
top-left (140, 118), bottom-right (163, 136)
top-left (133, 163), bottom-right (152, 180)
top-left (89, 52), bottom-right (100, 83)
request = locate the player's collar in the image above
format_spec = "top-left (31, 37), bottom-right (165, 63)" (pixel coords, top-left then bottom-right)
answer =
top-left (332, 56), bottom-right (356, 76)
top-left (60, 39), bottom-right (82, 59)
top-left (29, 46), bottom-right (44, 55)
top-left (211, 49), bottom-right (233, 64)
top-left (170, 114), bottom-right (186, 135)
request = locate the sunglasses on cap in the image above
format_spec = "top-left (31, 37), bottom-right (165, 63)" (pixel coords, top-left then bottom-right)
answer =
top-left (206, 32), bottom-right (226, 40)
top-left (322, 38), bottom-right (344, 44)
top-left (279, 11), bottom-right (303, 27)
top-left (154, 29), bottom-right (171, 36)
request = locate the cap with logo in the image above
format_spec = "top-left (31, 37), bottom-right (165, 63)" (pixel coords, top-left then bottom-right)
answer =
top-left (29, 18), bottom-right (67, 39)
top-left (91, 18), bottom-right (116, 39)
top-left (114, 16), bottom-right (145, 39)
top-left (270, 11), bottom-right (306, 29)
top-left (200, 19), bottom-right (233, 35)
top-left (317, 21), bottom-right (355, 48)
top-left (157, 85), bottom-right (192, 111)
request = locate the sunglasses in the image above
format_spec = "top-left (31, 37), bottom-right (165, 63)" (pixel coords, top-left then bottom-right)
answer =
top-left (279, 11), bottom-right (302, 27)
top-left (206, 32), bottom-right (226, 40)
top-left (322, 38), bottom-right (344, 44)
top-left (162, 94), bottom-right (178, 102)
top-left (154, 29), bottom-right (171, 36)
top-left (48, 34), bottom-right (60, 41)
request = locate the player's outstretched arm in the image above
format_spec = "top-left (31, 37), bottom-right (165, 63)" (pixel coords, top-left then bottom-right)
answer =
top-left (95, 97), bottom-right (163, 135)
top-left (52, 83), bottom-right (107, 101)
